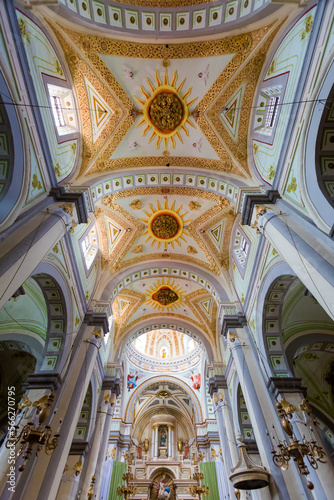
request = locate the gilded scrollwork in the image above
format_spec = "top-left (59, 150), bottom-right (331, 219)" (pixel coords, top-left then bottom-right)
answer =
top-left (195, 20), bottom-right (285, 176)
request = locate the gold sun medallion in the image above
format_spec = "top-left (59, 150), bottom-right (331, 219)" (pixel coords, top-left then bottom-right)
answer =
top-left (145, 278), bottom-right (185, 311)
top-left (134, 69), bottom-right (197, 149)
top-left (140, 200), bottom-right (191, 249)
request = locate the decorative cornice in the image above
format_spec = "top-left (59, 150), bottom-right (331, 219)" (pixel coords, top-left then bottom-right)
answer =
top-left (102, 376), bottom-right (121, 397)
top-left (50, 187), bottom-right (88, 224)
top-left (208, 375), bottom-right (227, 396)
top-left (241, 190), bottom-right (281, 226)
top-left (24, 373), bottom-right (63, 392)
top-left (268, 377), bottom-right (307, 399)
top-left (221, 313), bottom-right (247, 338)
top-left (69, 441), bottom-right (89, 455)
top-left (84, 310), bottom-right (109, 334)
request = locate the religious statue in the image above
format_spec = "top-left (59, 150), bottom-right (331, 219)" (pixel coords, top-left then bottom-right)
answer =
top-left (137, 442), bottom-right (143, 460)
top-left (183, 441), bottom-right (190, 459)
top-left (160, 430), bottom-right (167, 447)
top-left (158, 475), bottom-right (171, 500)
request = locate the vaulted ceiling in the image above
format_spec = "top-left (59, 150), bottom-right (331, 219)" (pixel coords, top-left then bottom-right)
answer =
top-left (34, 2), bottom-right (294, 353)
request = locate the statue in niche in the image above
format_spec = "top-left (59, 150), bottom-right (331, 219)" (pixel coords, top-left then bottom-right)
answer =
top-left (183, 441), bottom-right (190, 459)
top-left (151, 473), bottom-right (175, 500)
top-left (137, 442), bottom-right (143, 459)
top-left (160, 430), bottom-right (167, 447)
top-left (158, 475), bottom-right (171, 499)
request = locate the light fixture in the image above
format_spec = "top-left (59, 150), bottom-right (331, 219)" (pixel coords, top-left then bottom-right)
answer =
top-left (271, 400), bottom-right (326, 490)
top-left (117, 454), bottom-right (137, 499)
top-left (188, 467), bottom-right (210, 499)
top-left (6, 392), bottom-right (61, 471)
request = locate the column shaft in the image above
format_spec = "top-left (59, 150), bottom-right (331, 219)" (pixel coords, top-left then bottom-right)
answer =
top-left (8, 328), bottom-right (101, 500)
top-left (0, 208), bottom-right (70, 308)
top-left (94, 405), bottom-right (114, 499)
top-left (229, 334), bottom-right (310, 500)
top-left (154, 427), bottom-right (159, 458)
top-left (258, 209), bottom-right (334, 319)
top-left (79, 400), bottom-right (111, 499)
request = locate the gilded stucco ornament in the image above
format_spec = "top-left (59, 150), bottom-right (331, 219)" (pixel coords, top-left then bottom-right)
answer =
top-left (187, 246), bottom-right (197, 254)
top-left (49, 21), bottom-right (279, 176)
top-left (132, 245), bottom-right (143, 254)
top-left (145, 278), bottom-right (185, 312)
top-left (189, 201), bottom-right (201, 210)
top-left (135, 69), bottom-right (196, 149)
top-left (130, 199), bottom-right (142, 210)
top-left (140, 199), bottom-right (191, 250)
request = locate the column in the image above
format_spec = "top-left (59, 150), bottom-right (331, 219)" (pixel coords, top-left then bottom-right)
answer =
top-left (171, 426), bottom-right (174, 459)
top-left (168, 426), bottom-right (172, 458)
top-left (151, 427), bottom-right (155, 459)
top-left (79, 398), bottom-right (114, 500)
top-left (211, 390), bottom-right (235, 499)
top-left (94, 401), bottom-right (116, 499)
top-left (5, 319), bottom-right (105, 500)
top-left (154, 426), bottom-right (159, 458)
top-left (0, 207), bottom-right (71, 308)
top-left (55, 456), bottom-right (82, 500)
top-left (228, 332), bottom-right (311, 500)
top-left (272, 383), bottom-right (334, 499)
top-left (257, 207), bottom-right (334, 319)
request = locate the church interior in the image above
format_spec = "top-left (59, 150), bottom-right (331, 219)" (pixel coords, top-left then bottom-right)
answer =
top-left (0, 0), bottom-right (334, 499)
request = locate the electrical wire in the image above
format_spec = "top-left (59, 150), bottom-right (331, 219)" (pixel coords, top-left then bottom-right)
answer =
top-left (0, 90), bottom-right (331, 115)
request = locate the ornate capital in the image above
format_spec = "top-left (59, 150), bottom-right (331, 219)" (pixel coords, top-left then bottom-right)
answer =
top-left (102, 376), bottom-right (121, 397)
top-left (50, 187), bottom-right (90, 224)
top-left (208, 375), bottom-right (227, 396)
top-left (268, 377), bottom-right (307, 399)
top-left (23, 373), bottom-right (62, 392)
top-left (221, 313), bottom-right (247, 338)
top-left (84, 310), bottom-right (109, 334)
top-left (241, 190), bottom-right (281, 226)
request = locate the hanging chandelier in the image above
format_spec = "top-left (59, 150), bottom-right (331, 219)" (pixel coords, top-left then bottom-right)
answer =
top-left (271, 400), bottom-right (326, 490)
top-left (6, 392), bottom-right (61, 472)
top-left (116, 454), bottom-right (137, 499)
top-left (188, 467), bottom-right (210, 499)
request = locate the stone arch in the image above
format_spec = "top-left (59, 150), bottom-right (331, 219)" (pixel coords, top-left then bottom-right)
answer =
top-left (71, 380), bottom-right (94, 450)
top-left (259, 267), bottom-right (334, 426)
top-left (31, 261), bottom-right (73, 374)
top-left (115, 319), bottom-right (213, 364)
top-left (304, 58), bottom-right (334, 231)
top-left (149, 467), bottom-right (176, 481)
top-left (124, 376), bottom-right (202, 424)
top-left (0, 71), bottom-right (25, 229)
top-left (262, 274), bottom-right (297, 377)
top-left (100, 261), bottom-right (228, 305)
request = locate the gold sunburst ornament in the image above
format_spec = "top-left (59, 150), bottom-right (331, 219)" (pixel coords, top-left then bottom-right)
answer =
top-left (134, 69), bottom-right (197, 149)
top-left (140, 200), bottom-right (191, 250)
top-left (145, 278), bottom-right (186, 311)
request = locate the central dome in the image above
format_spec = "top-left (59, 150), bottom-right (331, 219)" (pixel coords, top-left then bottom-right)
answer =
top-left (149, 92), bottom-right (183, 131)
top-left (132, 329), bottom-right (198, 361)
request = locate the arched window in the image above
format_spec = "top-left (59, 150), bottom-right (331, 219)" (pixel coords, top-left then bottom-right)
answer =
top-left (160, 345), bottom-right (169, 359)
top-left (81, 225), bottom-right (98, 270)
top-left (48, 84), bottom-right (77, 136)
